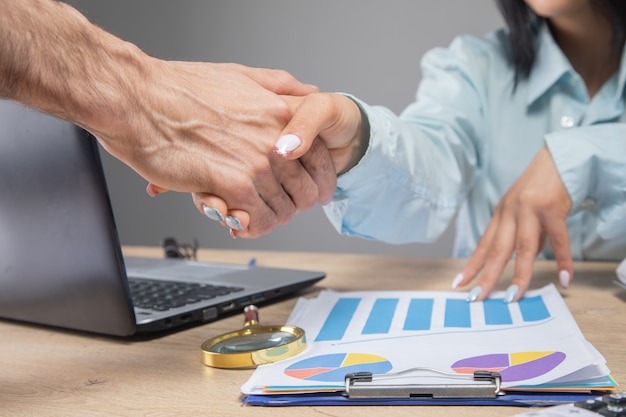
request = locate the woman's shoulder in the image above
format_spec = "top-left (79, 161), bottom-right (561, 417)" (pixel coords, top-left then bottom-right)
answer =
top-left (424, 28), bottom-right (512, 70)
top-left (453, 28), bottom-right (512, 64)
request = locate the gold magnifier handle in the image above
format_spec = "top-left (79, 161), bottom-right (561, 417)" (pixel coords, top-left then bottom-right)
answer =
top-left (243, 304), bottom-right (259, 327)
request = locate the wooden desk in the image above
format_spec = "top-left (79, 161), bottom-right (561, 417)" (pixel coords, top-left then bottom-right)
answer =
top-left (1, 247), bottom-right (623, 417)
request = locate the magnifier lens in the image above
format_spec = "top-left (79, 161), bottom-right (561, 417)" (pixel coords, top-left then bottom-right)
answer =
top-left (209, 330), bottom-right (298, 353)
top-left (201, 305), bottom-right (307, 368)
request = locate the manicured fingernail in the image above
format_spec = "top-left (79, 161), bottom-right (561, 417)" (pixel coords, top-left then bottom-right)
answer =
top-left (225, 216), bottom-right (243, 231)
top-left (559, 270), bottom-right (571, 289)
top-left (466, 286), bottom-right (482, 302)
top-left (274, 134), bottom-right (302, 156)
top-left (451, 273), bottom-right (464, 289)
top-left (504, 285), bottom-right (519, 303)
top-left (146, 184), bottom-right (159, 197)
top-left (229, 229), bottom-right (237, 239)
top-left (203, 205), bottom-right (224, 222)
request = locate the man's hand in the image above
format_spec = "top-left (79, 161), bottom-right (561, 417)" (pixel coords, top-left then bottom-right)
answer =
top-left (99, 60), bottom-right (328, 235)
top-left (186, 137), bottom-right (337, 238)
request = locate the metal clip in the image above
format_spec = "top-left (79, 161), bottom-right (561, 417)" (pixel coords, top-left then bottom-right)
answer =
top-left (344, 367), bottom-right (502, 399)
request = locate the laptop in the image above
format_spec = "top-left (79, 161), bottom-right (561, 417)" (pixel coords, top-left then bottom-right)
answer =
top-left (0, 100), bottom-right (325, 337)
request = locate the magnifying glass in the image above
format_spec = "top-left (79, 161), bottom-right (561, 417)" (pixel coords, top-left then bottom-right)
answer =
top-left (201, 305), bottom-right (306, 369)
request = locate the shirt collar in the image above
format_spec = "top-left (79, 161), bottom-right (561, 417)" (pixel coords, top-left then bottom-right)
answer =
top-left (526, 22), bottom-right (573, 106)
top-left (526, 22), bottom-right (626, 106)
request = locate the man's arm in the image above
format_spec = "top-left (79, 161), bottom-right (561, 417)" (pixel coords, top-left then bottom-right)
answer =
top-left (0, 0), bottom-right (144, 133)
top-left (0, 0), bottom-right (335, 236)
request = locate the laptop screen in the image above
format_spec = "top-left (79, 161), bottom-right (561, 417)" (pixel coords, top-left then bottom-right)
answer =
top-left (0, 100), bottom-right (137, 335)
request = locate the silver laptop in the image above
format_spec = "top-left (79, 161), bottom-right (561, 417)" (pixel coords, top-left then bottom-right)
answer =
top-left (0, 100), bottom-right (324, 336)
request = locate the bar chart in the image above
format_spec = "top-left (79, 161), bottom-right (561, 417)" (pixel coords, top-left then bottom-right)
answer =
top-left (314, 294), bottom-right (552, 342)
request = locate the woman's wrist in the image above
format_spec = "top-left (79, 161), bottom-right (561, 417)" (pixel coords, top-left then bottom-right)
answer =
top-left (336, 97), bottom-right (370, 175)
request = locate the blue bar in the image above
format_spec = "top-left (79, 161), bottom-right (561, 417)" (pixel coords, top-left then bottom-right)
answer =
top-left (519, 295), bottom-right (550, 321)
top-left (362, 298), bottom-right (398, 334)
top-left (444, 299), bottom-right (471, 328)
top-left (315, 298), bottom-right (360, 341)
top-left (403, 298), bottom-right (433, 331)
top-left (483, 298), bottom-right (513, 325)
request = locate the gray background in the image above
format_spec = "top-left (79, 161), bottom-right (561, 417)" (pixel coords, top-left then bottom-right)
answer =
top-left (68, 1), bottom-right (504, 257)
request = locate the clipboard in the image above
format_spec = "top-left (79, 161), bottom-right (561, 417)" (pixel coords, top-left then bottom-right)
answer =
top-left (243, 367), bottom-right (608, 407)
top-left (240, 286), bottom-right (616, 407)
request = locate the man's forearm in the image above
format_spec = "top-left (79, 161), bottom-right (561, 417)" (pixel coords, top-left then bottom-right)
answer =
top-left (0, 0), bottom-right (333, 238)
top-left (0, 0), bottom-right (149, 134)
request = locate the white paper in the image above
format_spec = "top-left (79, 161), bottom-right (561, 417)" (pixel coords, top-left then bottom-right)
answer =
top-left (242, 285), bottom-right (612, 395)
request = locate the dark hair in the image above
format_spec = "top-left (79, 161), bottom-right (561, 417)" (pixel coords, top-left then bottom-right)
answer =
top-left (495, 0), bottom-right (626, 84)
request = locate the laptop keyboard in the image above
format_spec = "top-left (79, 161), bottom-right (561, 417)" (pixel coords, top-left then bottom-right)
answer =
top-left (128, 278), bottom-right (244, 311)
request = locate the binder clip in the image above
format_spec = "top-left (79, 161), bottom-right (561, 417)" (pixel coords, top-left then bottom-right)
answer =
top-left (344, 367), bottom-right (503, 399)
top-left (162, 237), bottom-right (198, 260)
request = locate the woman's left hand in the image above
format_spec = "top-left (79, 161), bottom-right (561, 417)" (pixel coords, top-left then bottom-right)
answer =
top-left (453, 146), bottom-right (574, 302)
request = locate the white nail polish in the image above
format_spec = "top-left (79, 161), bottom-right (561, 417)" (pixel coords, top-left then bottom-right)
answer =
top-left (203, 205), bottom-right (224, 222)
top-left (451, 273), bottom-right (464, 289)
top-left (274, 134), bottom-right (302, 155)
top-left (559, 270), bottom-right (571, 289)
top-left (466, 286), bottom-right (482, 302)
top-left (504, 285), bottom-right (519, 303)
top-left (225, 216), bottom-right (243, 231)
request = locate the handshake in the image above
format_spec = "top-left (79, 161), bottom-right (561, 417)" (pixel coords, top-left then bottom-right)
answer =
top-left (141, 64), bottom-right (367, 240)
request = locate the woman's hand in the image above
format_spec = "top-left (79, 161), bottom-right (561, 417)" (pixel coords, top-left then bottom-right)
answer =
top-left (452, 146), bottom-right (573, 302)
top-left (273, 93), bottom-right (366, 174)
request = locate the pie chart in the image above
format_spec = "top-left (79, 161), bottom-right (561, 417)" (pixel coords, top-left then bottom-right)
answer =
top-left (284, 353), bottom-right (393, 382)
top-left (451, 351), bottom-right (566, 382)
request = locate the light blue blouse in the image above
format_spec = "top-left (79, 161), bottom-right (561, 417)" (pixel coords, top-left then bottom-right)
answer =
top-left (324, 23), bottom-right (626, 260)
